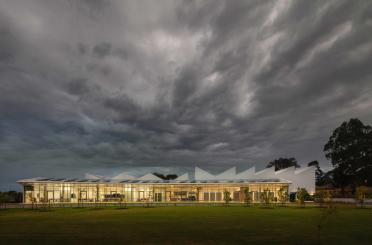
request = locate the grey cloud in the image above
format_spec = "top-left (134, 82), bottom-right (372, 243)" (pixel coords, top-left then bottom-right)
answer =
top-left (0, 0), bottom-right (372, 190)
top-left (77, 43), bottom-right (88, 55)
top-left (93, 42), bottom-right (112, 58)
top-left (66, 78), bottom-right (90, 95)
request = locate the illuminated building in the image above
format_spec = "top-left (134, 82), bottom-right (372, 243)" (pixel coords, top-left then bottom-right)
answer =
top-left (18, 166), bottom-right (315, 203)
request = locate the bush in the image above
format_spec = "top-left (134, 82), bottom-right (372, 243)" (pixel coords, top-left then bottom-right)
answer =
top-left (277, 186), bottom-right (288, 206)
top-left (223, 190), bottom-right (231, 207)
top-left (296, 188), bottom-right (309, 207)
top-left (314, 190), bottom-right (332, 207)
top-left (355, 186), bottom-right (368, 208)
top-left (260, 188), bottom-right (274, 208)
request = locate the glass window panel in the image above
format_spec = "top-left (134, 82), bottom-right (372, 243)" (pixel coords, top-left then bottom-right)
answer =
top-left (210, 192), bottom-right (215, 201)
top-left (216, 192), bottom-right (222, 201)
top-left (204, 192), bottom-right (209, 201)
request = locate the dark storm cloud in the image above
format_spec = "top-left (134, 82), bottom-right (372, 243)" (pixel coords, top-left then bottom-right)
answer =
top-left (93, 42), bottom-right (112, 58)
top-left (1, 0), bottom-right (372, 189)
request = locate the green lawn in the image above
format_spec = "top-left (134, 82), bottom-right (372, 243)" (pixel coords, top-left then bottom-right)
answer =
top-left (0, 206), bottom-right (371, 245)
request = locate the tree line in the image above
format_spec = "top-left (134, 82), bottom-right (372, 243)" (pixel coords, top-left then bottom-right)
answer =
top-left (266, 118), bottom-right (372, 190)
top-left (0, 191), bottom-right (23, 203)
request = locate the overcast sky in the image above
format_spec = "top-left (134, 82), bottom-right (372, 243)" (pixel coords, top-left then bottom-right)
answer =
top-left (1, 0), bottom-right (372, 190)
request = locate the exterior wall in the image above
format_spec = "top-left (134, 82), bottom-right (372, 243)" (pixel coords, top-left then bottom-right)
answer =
top-left (195, 166), bottom-right (316, 194)
top-left (291, 168), bottom-right (316, 194)
top-left (276, 166), bottom-right (316, 194)
top-left (21, 182), bottom-right (289, 204)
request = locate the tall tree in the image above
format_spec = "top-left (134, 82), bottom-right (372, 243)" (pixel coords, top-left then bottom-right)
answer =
top-left (324, 118), bottom-right (372, 187)
top-left (307, 161), bottom-right (325, 186)
top-left (266, 157), bottom-right (300, 171)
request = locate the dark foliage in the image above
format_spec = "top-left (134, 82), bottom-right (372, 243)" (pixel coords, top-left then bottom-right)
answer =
top-left (266, 157), bottom-right (300, 171)
top-left (324, 118), bottom-right (372, 187)
top-left (289, 193), bottom-right (296, 202)
top-left (307, 160), bottom-right (330, 186)
top-left (153, 173), bottom-right (178, 180)
top-left (0, 191), bottom-right (23, 203)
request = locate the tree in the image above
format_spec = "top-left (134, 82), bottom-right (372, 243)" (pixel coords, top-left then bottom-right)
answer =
top-left (277, 186), bottom-right (288, 206)
top-left (314, 190), bottom-right (332, 208)
top-left (153, 173), bottom-right (178, 180)
top-left (0, 191), bottom-right (22, 203)
top-left (260, 188), bottom-right (273, 207)
top-left (242, 187), bottom-right (252, 207)
top-left (307, 161), bottom-right (326, 186)
top-left (118, 194), bottom-right (127, 209)
top-left (266, 157), bottom-right (300, 171)
top-left (296, 188), bottom-right (309, 207)
top-left (0, 193), bottom-right (8, 209)
top-left (223, 190), bottom-right (231, 207)
top-left (307, 160), bottom-right (319, 167)
top-left (324, 118), bottom-right (372, 189)
top-left (355, 186), bottom-right (368, 208)
top-left (316, 193), bottom-right (337, 245)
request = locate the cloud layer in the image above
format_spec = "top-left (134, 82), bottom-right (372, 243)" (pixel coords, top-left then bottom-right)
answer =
top-left (1, 0), bottom-right (372, 190)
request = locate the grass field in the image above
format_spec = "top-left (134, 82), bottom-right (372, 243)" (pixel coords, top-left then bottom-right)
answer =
top-left (0, 206), bottom-right (371, 245)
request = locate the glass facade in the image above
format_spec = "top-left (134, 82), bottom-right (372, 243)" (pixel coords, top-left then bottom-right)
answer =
top-left (21, 181), bottom-right (289, 204)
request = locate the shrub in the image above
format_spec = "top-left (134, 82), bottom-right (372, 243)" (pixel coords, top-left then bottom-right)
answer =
top-left (223, 190), bottom-right (231, 207)
top-left (242, 187), bottom-right (252, 207)
top-left (296, 188), bottom-right (309, 207)
top-left (260, 188), bottom-right (273, 208)
top-left (355, 186), bottom-right (368, 208)
top-left (277, 186), bottom-right (288, 206)
top-left (314, 190), bottom-right (332, 208)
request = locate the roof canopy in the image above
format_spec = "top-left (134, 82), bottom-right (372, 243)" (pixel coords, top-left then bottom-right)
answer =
top-left (17, 166), bottom-right (315, 186)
